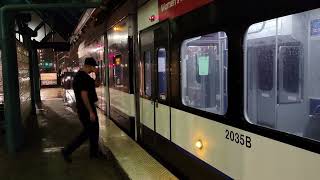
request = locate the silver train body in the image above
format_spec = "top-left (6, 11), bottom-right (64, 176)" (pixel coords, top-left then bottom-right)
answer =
top-left (71, 0), bottom-right (320, 179)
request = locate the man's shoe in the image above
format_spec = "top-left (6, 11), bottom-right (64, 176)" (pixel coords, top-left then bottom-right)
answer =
top-left (61, 148), bottom-right (72, 163)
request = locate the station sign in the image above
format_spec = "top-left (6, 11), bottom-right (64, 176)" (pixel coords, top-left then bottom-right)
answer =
top-left (158, 0), bottom-right (214, 21)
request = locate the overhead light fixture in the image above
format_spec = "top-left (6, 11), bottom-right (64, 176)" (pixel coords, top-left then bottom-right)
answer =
top-left (113, 26), bottom-right (121, 31)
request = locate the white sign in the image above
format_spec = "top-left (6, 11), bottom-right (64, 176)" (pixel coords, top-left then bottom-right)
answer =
top-left (40, 73), bottom-right (57, 81)
top-left (158, 57), bottom-right (166, 72)
top-left (41, 73), bottom-right (57, 85)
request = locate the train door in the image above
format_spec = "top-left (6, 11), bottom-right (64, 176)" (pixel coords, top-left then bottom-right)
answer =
top-left (140, 22), bottom-right (170, 140)
top-left (247, 38), bottom-right (278, 127)
top-left (256, 45), bottom-right (277, 127)
top-left (154, 22), bottom-right (170, 140)
top-left (140, 30), bottom-right (155, 131)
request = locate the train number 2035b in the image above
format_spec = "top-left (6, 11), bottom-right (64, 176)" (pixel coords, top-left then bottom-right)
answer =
top-left (225, 129), bottom-right (252, 148)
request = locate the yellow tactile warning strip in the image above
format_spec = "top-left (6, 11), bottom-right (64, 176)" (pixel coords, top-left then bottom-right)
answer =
top-left (97, 111), bottom-right (178, 180)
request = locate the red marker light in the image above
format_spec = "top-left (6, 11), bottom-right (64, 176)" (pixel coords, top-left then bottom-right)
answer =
top-left (149, 15), bottom-right (156, 22)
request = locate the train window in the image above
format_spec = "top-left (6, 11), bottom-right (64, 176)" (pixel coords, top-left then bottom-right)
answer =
top-left (181, 32), bottom-right (228, 115)
top-left (245, 8), bottom-right (320, 142)
top-left (257, 46), bottom-right (274, 91)
top-left (107, 19), bottom-right (130, 93)
top-left (157, 48), bottom-right (167, 100)
top-left (113, 55), bottom-right (123, 87)
top-left (279, 46), bottom-right (301, 93)
top-left (144, 51), bottom-right (152, 97)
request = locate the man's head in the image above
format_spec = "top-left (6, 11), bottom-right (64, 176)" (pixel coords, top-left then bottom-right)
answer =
top-left (83, 57), bottom-right (98, 73)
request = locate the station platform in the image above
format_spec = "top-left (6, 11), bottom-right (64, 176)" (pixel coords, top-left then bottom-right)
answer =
top-left (97, 105), bottom-right (177, 180)
top-left (0, 88), bottom-right (177, 180)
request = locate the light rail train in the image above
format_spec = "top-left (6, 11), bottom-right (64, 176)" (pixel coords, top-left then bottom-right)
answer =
top-left (70, 0), bottom-right (320, 179)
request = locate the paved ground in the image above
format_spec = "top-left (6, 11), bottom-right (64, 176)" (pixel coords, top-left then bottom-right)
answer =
top-left (0, 88), bottom-right (122, 180)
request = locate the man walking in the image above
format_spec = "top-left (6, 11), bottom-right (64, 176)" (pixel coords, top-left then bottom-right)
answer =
top-left (61, 57), bottom-right (101, 162)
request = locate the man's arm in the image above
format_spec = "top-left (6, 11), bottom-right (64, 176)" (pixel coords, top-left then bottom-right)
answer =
top-left (81, 91), bottom-right (96, 121)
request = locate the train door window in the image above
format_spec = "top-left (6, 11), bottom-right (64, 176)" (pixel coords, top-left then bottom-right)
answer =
top-left (257, 46), bottom-right (274, 91)
top-left (181, 32), bottom-right (228, 115)
top-left (279, 46), bottom-right (302, 94)
top-left (157, 48), bottom-right (167, 100)
top-left (113, 55), bottom-right (123, 87)
top-left (144, 51), bottom-right (152, 97)
top-left (107, 19), bottom-right (130, 93)
top-left (245, 8), bottom-right (320, 142)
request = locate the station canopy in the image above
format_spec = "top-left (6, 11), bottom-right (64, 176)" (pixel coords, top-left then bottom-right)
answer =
top-left (0, 0), bottom-right (103, 42)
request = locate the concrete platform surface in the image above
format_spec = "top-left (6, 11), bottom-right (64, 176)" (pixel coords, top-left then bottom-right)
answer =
top-left (0, 88), bottom-right (178, 180)
top-left (98, 109), bottom-right (178, 180)
top-left (0, 88), bottom-right (123, 180)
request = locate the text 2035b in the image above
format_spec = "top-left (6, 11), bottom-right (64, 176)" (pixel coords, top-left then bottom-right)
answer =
top-left (225, 129), bottom-right (252, 148)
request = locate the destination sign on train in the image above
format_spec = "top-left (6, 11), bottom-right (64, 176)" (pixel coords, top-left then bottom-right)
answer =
top-left (158, 0), bottom-right (213, 21)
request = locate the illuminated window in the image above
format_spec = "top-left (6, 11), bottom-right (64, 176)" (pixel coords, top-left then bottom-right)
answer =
top-left (157, 48), bottom-right (167, 100)
top-left (144, 51), bottom-right (152, 97)
top-left (181, 32), bottom-right (228, 115)
top-left (107, 19), bottom-right (130, 93)
top-left (245, 8), bottom-right (320, 142)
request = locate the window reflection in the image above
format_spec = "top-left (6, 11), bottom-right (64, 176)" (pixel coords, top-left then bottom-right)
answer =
top-left (158, 48), bottom-right (167, 100)
top-left (108, 19), bottom-right (130, 92)
top-left (144, 51), bottom-right (152, 97)
top-left (181, 32), bottom-right (228, 115)
top-left (245, 8), bottom-right (320, 142)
